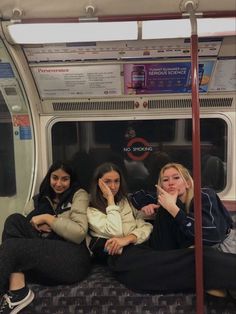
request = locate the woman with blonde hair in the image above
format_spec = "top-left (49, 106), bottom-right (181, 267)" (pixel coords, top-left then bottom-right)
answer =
top-left (132, 162), bottom-right (235, 253)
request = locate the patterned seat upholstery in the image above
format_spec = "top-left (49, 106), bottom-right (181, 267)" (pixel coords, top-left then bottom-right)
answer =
top-left (23, 213), bottom-right (236, 314)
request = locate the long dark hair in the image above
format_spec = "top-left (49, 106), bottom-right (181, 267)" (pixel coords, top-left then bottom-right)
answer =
top-left (89, 162), bottom-right (127, 213)
top-left (38, 161), bottom-right (78, 201)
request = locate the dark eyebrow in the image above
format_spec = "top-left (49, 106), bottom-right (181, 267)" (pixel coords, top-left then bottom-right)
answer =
top-left (51, 174), bottom-right (70, 179)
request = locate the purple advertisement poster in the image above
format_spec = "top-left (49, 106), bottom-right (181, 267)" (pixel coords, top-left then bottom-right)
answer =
top-left (124, 61), bottom-right (214, 94)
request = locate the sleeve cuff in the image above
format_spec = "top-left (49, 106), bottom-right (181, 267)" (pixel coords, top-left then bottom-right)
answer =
top-left (106, 204), bottom-right (120, 213)
top-left (174, 209), bottom-right (186, 225)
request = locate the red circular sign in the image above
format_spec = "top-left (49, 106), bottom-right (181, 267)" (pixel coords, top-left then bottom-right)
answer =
top-left (126, 137), bottom-right (151, 161)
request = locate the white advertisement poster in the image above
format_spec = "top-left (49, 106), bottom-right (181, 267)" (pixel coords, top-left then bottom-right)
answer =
top-left (32, 64), bottom-right (122, 98)
top-left (209, 59), bottom-right (236, 92)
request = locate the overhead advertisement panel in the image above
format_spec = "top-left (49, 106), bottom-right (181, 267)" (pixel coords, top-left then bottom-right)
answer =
top-left (124, 61), bottom-right (215, 94)
top-left (209, 58), bottom-right (236, 92)
top-left (31, 64), bottom-right (122, 98)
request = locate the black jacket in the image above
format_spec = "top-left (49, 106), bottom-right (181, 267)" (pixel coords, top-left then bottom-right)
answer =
top-left (130, 187), bottom-right (233, 246)
top-left (174, 188), bottom-right (233, 245)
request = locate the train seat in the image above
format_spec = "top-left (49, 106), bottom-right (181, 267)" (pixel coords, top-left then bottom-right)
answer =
top-left (23, 213), bottom-right (236, 314)
top-left (24, 258), bottom-right (236, 314)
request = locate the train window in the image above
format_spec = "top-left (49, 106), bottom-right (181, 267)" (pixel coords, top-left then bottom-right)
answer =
top-left (51, 118), bottom-right (227, 192)
top-left (185, 118), bottom-right (227, 162)
top-left (94, 120), bottom-right (175, 144)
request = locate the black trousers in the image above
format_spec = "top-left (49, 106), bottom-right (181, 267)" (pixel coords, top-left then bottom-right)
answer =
top-left (108, 244), bottom-right (236, 294)
top-left (0, 213), bottom-right (91, 294)
top-left (107, 207), bottom-right (236, 294)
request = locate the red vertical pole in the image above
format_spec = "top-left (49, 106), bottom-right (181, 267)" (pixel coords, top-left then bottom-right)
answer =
top-left (186, 2), bottom-right (205, 309)
top-left (191, 32), bottom-right (204, 314)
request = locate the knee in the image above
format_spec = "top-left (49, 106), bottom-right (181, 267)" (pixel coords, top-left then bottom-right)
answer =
top-left (70, 258), bottom-right (91, 283)
top-left (4, 213), bottom-right (24, 227)
top-left (2, 213), bottom-right (25, 242)
top-left (1, 238), bottom-right (18, 251)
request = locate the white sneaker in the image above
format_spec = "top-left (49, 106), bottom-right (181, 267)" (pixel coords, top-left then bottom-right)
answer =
top-left (0, 289), bottom-right (34, 314)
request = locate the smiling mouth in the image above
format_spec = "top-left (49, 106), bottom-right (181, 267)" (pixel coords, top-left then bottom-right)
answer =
top-left (54, 188), bottom-right (64, 192)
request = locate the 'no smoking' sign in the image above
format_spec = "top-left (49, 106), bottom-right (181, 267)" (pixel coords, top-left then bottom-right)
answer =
top-left (124, 137), bottom-right (152, 161)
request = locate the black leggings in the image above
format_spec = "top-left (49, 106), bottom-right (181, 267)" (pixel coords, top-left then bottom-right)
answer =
top-left (0, 213), bottom-right (91, 294)
top-left (108, 244), bottom-right (236, 293)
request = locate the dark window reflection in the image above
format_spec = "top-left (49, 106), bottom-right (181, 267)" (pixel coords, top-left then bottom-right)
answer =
top-left (51, 118), bottom-right (227, 193)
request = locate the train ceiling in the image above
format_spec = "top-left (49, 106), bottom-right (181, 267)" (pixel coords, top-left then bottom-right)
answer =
top-left (0, 0), bottom-right (235, 20)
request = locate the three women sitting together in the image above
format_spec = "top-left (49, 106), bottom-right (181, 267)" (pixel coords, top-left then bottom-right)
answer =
top-left (0, 160), bottom-right (235, 314)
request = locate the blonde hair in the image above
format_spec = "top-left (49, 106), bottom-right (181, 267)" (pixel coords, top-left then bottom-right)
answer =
top-left (158, 163), bottom-right (194, 213)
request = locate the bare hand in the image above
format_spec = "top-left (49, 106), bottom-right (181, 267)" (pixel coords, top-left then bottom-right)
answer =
top-left (30, 214), bottom-right (55, 231)
top-left (105, 237), bottom-right (128, 255)
top-left (37, 223), bottom-right (52, 233)
top-left (98, 179), bottom-right (114, 203)
top-left (156, 185), bottom-right (179, 216)
top-left (141, 203), bottom-right (159, 216)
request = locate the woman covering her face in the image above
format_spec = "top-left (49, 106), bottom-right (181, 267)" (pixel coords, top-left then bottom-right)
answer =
top-left (0, 161), bottom-right (91, 314)
top-left (88, 162), bottom-right (153, 258)
top-left (87, 162), bottom-right (236, 296)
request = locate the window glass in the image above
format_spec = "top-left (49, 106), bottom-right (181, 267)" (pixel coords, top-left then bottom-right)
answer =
top-left (186, 118), bottom-right (227, 161)
top-left (94, 120), bottom-right (175, 144)
top-left (51, 118), bottom-right (227, 193)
